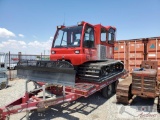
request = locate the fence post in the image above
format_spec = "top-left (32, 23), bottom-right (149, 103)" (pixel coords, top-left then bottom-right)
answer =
top-left (8, 51), bottom-right (12, 80)
top-left (41, 53), bottom-right (42, 60)
top-left (18, 52), bottom-right (22, 62)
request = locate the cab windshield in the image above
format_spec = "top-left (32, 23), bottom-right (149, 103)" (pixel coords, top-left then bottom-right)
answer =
top-left (53, 26), bottom-right (83, 48)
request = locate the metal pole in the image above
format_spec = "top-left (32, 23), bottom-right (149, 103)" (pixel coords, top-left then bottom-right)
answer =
top-left (9, 51), bottom-right (11, 80)
top-left (25, 80), bottom-right (28, 92)
top-left (42, 85), bottom-right (45, 100)
top-left (63, 85), bottom-right (65, 96)
top-left (63, 85), bottom-right (65, 102)
top-left (26, 110), bottom-right (29, 120)
top-left (18, 52), bottom-right (22, 62)
top-left (41, 53), bottom-right (42, 60)
top-left (24, 80), bottom-right (29, 103)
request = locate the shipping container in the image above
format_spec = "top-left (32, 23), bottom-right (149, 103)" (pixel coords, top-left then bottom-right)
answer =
top-left (114, 37), bottom-right (160, 80)
top-left (114, 41), bottom-right (127, 69)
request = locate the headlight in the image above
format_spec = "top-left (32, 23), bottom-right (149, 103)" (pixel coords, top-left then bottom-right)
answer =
top-left (75, 50), bottom-right (80, 54)
top-left (51, 51), bottom-right (56, 54)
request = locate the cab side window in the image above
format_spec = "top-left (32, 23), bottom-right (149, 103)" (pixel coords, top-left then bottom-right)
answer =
top-left (83, 25), bottom-right (95, 48)
top-left (108, 28), bottom-right (115, 44)
top-left (101, 28), bottom-right (107, 42)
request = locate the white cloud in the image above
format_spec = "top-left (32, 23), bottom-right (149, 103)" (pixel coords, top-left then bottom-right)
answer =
top-left (28, 39), bottom-right (52, 51)
top-left (0, 28), bottom-right (52, 55)
top-left (18, 34), bottom-right (24, 38)
top-left (18, 41), bottom-right (26, 45)
top-left (0, 28), bottom-right (16, 38)
top-left (0, 38), bottom-right (52, 55)
top-left (0, 39), bottom-right (26, 49)
top-left (28, 41), bottom-right (42, 47)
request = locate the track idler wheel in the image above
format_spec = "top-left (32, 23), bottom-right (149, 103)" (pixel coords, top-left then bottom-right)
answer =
top-left (101, 66), bottom-right (110, 77)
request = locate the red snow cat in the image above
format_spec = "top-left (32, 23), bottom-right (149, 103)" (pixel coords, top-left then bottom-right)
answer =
top-left (0, 21), bottom-right (125, 119)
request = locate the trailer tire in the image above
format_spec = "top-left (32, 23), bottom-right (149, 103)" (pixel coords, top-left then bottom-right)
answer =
top-left (113, 80), bottom-right (119, 93)
top-left (0, 81), bottom-right (8, 90)
top-left (102, 84), bottom-right (113, 98)
top-left (157, 96), bottom-right (160, 113)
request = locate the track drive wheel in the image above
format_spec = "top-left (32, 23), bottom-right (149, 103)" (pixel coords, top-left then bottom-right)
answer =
top-left (102, 84), bottom-right (113, 98)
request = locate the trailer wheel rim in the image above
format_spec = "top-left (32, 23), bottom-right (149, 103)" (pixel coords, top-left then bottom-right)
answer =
top-left (108, 84), bottom-right (113, 96)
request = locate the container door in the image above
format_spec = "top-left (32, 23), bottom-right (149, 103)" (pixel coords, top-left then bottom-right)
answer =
top-left (114, 41), bottom-right (127, 70)
top-left (147, 38), bottom-right (160, 80)
top-left (128, 40), bottom-right (144, 73)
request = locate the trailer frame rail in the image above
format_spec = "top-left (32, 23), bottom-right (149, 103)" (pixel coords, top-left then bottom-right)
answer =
top-left (0, 70), bottom-right (126, 120)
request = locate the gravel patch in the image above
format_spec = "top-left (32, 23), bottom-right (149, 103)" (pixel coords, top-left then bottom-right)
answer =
top-left (0, 79), bottom-right (35, 107)
top-left (0, 79), bottom-right (160, 120)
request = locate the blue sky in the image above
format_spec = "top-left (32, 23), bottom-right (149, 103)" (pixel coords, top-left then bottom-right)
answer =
top-left (0, 0), bottom-right (160, 54)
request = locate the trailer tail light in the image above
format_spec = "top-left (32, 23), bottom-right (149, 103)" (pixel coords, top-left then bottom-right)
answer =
top-left (51, 51), bottom-right (56, 54)
top-left (75, 50), bottom-right (80, 54)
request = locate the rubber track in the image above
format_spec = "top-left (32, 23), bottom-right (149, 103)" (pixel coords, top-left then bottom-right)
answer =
top-left (77, 59), bottom-right (124, 82)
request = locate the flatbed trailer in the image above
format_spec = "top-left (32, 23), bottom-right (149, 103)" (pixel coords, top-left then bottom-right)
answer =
top-left (0, 70), bottom-right (126, 120)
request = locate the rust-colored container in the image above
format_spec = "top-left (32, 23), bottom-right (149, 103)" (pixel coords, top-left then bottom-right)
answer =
top-left (128, 40), bottom-right (144, 52)
top-left (128, 40), bottom-right (144, 73)
top-left (147, 38), bottom-right (160, 79)
top-left (114, 41), bottom-right (126, 53)
top-left (114, 41), bottom-right (128, 70)
top-left (114, 37), bottom-right (160, 80)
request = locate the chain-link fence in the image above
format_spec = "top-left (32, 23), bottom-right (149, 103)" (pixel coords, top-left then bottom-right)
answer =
top-left (6, 52), bottom-right (50, 80)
